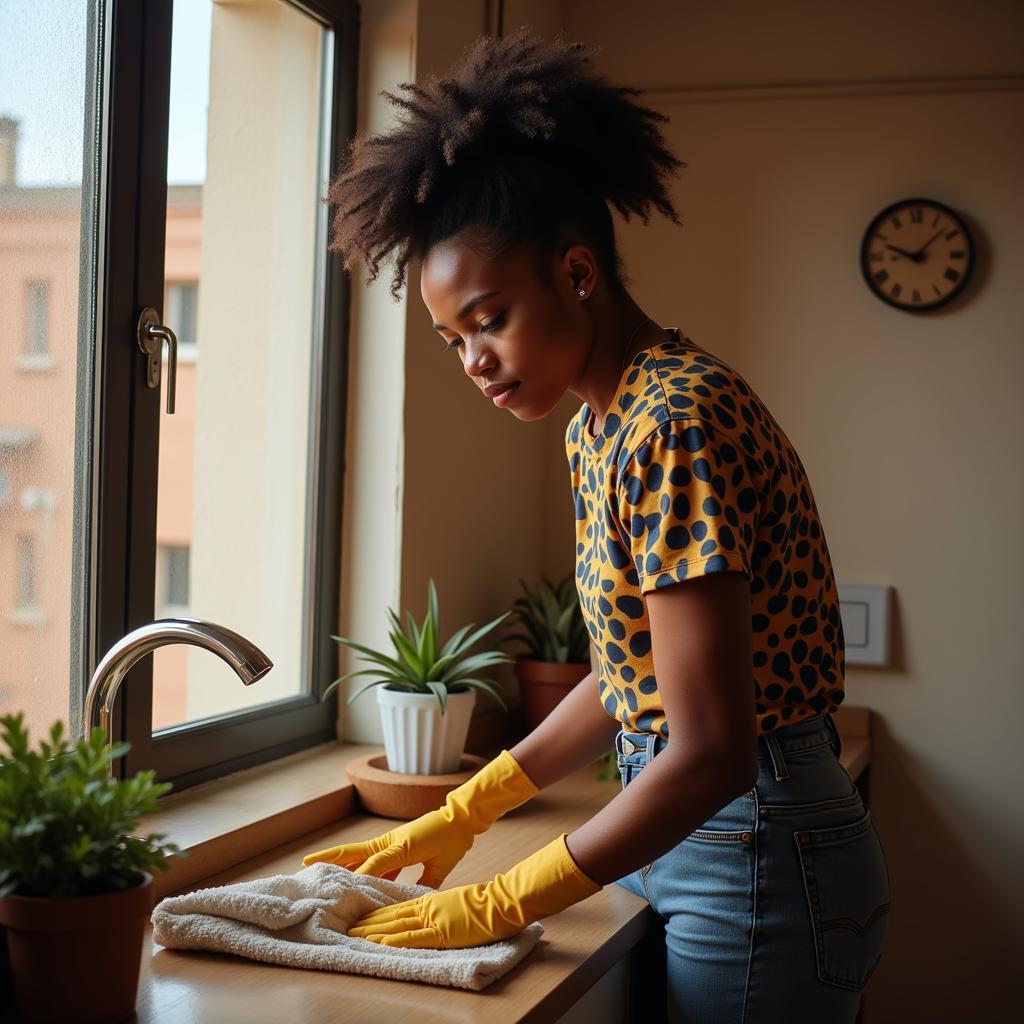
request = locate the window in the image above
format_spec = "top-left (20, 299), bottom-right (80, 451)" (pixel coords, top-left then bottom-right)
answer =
top-left (0, 0), bottom-right (356, 793)
top-left (16, 535), bottom-right (36, 610)
top-left (24, 280), bottom-right (50, 356)
top-left (156, 544), bottom-right (190, 615)
top-left (165, 281), bottom-right (198, 356)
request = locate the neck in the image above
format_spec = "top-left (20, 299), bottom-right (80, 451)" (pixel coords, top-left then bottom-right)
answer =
top-left (568, 286), bottom-right (668, 429)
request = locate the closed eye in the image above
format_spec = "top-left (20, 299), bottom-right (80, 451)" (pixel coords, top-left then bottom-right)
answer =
top-left (441, 310), bottom-right (507, 352)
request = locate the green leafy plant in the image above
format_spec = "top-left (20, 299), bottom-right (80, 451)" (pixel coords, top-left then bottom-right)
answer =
top-left (506, 574), bottom-right (589, 663)
top-left (0, 712), bottom-right (185, 899)
top-left (322, 578), bottom-right (513, 715)
top-left (595, 749), bottom-right (618, 781)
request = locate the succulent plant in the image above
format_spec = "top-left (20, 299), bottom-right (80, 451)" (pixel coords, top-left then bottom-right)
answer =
top-left (505, 574), bottom-right (589, 664)
top-left (322, 578), bottom-right (512, 715)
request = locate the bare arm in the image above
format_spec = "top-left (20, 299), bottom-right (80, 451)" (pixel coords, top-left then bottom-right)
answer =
top-left (565, 572), bottom-right (758, 885)
top-left (507, 642), bottom-right (620, 791)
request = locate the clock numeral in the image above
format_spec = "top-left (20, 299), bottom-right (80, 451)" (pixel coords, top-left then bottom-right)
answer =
top-left (912, 289), bottom-right (921, 303)
top-left (950, 250), bottom-right (966, 259)
top-left (910, 207), bottom-right (923, 224)
top-left (869, 252), bottom-right (884, 262)
top-left (931, 213), bottom-right (940, 227)
top-left (944, 268), bottom-right (960, 283)
top-left (890, 283), bottom-right (902, 298)
top-left (944, 229), bottom-right (960, 240)
top-left (891, 216), bottom-right (902, 230)
top-left (874, 270), bottom-right (890, 285)
top-left (932, 284), bottom-right (942, 296)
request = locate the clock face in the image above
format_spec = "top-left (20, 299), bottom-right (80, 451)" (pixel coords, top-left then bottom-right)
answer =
top-left (860, 198), bottom-right (974, 312)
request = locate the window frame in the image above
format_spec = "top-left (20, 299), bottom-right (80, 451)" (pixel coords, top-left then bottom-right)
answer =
top-left (90, 0), bottom-right (358, 792)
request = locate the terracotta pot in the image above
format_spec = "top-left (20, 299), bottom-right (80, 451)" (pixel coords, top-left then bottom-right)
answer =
top-left (513, 658), bottom-right (590, 731)
top-left (0, 870), bottom-right (154, 1024)
top-left (345, 751), bottom-right (489, 819)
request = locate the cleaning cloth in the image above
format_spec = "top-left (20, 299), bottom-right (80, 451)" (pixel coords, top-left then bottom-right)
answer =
top-left (150, 861), bottom-right (544, 991)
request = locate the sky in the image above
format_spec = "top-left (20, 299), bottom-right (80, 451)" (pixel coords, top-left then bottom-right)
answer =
top-left (0, 0), bottom-right (211, 188)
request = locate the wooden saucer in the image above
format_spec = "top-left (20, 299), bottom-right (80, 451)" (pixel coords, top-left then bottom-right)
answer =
top-left (344, 751), bottom-right (489, 820)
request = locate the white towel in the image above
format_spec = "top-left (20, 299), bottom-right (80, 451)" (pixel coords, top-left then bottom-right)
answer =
top-left (150, 861), bottom-right (544, 991)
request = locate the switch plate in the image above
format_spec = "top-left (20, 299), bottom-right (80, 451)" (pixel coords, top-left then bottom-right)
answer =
top-left (837, 584), bottom-right (891, 666)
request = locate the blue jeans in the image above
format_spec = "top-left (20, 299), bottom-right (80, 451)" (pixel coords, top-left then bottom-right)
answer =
top-left (614, 714), bottom-right (892, 1023)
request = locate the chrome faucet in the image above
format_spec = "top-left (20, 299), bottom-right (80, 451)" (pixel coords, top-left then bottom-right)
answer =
top-left (83, 618), bottom-right (273, 777)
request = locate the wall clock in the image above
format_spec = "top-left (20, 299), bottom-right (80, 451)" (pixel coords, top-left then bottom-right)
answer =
top-left (860, 198), bottom-right (974, 312)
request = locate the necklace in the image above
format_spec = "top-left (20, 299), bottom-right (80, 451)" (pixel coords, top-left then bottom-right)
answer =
top-left (589, 315), bottom-right (653, 439)
top-left (618, 314), bottom-right (652, 374)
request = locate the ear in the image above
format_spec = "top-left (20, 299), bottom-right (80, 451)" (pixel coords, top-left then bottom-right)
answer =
top-left (560, 242), bottom-right (598, 298)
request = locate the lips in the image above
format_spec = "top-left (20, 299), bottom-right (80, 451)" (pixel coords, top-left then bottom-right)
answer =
top-left (483, 381), bottom-right (520, 397)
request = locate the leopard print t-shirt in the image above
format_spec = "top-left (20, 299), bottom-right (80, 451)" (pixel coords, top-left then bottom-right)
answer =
top-left (565, 328), bottom-right (846, 738)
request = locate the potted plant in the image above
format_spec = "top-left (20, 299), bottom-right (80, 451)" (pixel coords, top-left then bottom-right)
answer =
top-left (506, 574), bottom-right (592, 732)
top-left (322, 578), bottom-right (513, 775)
top-left (0, 712), bottom-right (184, 1024)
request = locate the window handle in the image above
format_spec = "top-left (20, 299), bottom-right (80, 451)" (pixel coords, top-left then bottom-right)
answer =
top-left (136, 306), bottom-right (178, 414)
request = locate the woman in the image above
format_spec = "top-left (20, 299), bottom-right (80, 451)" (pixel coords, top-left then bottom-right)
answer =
top-left (302, 29), bottom-right (891, 1023)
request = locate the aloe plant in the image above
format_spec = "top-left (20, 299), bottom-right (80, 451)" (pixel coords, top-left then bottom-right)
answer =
top-left (506, 574), bottom-right (589, 664)
top-left (322, 578), bottom-right (512, 715)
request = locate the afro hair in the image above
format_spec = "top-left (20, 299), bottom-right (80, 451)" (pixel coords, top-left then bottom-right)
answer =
top-left (322, 27), bottom-right (685, 300)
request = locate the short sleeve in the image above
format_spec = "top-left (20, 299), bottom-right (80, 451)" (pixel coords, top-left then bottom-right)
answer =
top-left (614, 418), bottom-right (761, 594)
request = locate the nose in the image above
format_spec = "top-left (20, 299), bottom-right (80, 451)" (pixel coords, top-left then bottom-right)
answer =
top-left (461, 333), bottom-right (495, 381)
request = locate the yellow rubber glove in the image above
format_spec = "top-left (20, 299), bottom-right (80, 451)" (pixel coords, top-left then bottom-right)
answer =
top-left (345, 832), bottom-right (602, 948)
top-left (300, 749), bottom-right (539, 888)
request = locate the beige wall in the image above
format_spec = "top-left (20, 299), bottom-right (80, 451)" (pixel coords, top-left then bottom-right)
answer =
top-left (339, 2), bottom-right (1022, 1018)
top-left (335, 0), bottom-right (417, 742)
top-left (339, 0), bottom-right (583, 743)
top-left (560, 0), bottom-right (1024, 1019)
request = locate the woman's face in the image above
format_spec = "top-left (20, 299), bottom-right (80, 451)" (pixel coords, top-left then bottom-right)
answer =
top-left (419, 231), bottom-right (594, 421)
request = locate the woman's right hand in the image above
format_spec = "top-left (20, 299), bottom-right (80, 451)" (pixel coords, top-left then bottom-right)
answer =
top-left (300, 749), bottom-right (540, 889)
top-left (301, 804), bottom-right (476, 888)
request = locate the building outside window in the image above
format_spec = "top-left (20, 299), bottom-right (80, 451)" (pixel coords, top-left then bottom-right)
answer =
top-left (25, 280), bottom-right (49, 354)
top-left (16, 534), bottom-right (36, 610)
top-left (156, 543), bottom-right (190, 616)
top-left (166, 281), bottom-right (198, 358)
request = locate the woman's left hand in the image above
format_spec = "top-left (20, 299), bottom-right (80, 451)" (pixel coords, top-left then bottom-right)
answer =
top-left (345, 832), bottom-right (602, 949)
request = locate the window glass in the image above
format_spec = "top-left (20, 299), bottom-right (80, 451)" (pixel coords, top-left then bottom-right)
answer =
top-left (0, 0), bottom-right (95, 736)
top-left (151, 0), bottom-right (327, 732)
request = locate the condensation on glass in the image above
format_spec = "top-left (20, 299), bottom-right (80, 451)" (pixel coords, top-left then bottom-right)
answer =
top-left (0, 0), bottom-right (97, 738)
top-left (151, 0), bottom-right (330, 731)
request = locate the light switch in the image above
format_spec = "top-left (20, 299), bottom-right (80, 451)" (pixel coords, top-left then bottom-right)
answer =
top-left (837, 584), bottom-right (892, 667)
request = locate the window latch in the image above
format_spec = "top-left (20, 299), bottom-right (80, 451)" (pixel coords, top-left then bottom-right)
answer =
top-left (136, 306), bottom-right (178, 414)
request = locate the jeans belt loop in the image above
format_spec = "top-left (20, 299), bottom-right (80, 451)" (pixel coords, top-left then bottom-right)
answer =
top-left (823, 712), bottom-right (843, 759)
top-left (763, 730), bottom-right (790, 782)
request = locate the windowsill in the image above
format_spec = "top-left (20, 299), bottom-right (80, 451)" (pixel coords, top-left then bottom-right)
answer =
top-left (5, 606), bottom-right (48, 627)
top-left (136, 737), bottom-right (386, 902)
top-left (14, 353), bottom-right (55, 372)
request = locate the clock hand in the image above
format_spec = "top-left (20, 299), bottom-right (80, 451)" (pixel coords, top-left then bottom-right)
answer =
top-left (912, 230), bottom-right (943, 257)
top-left (884, 243), bottom-right (923, 262)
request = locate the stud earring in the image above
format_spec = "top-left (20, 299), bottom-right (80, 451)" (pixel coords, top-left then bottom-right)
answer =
top-left (578, 289), bottom-right (586, 297)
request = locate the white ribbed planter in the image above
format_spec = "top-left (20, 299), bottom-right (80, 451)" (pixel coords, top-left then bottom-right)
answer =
top-left (375, 684), bottom-right (477, 774)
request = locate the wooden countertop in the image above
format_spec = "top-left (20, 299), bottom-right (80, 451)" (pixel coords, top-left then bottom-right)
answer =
top-left (127, 707), bottom-right (872, 1024)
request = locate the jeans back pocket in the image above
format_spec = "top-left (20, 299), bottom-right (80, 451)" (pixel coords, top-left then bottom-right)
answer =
top-left (794, 810), bottom-right (892, 991)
